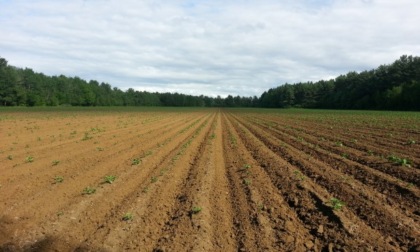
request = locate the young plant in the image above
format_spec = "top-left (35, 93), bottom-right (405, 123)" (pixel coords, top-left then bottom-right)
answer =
top-left (407, 139), bottom-right (416, 145)
top-left (191, 206), bottom-right (202, 214)
top-left (52, 160), bottom-right (60, 166)
top-left (243, 178), bottom-right (252, 186)
top-left (7, 155), bottom-right (13, 160)
top-left (293, 170), bottom-right (305, 181)
top-left (82, 132), bottom-right (92, 141)
top-left (132, 158), bottom-right (141, 165)
top-left (54, 176), bottom-right (64, 184)
top-left (25, 156), bottom-right (34, 163)
top-left (151, 176), bottom-right (158, 183)
top-left (104, 175), bottom-right (116, 184)
top-left (122, 212), bottom-right (133, 221)
top-left (330, 198), bottom-right (345, 211)
top-left (82, 186), bottom-right (96, 195)
top-left (335, 142), bottom-right (343, 147)
top-left (388, 155), bottom-right (411, 167)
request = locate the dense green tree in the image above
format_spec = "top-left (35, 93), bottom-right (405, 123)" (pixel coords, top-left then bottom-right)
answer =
top-left (0, 55), bottom-right (419, 110)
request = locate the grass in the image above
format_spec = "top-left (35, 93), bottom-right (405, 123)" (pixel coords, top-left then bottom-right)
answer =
top-left (52, 160), bottom-right (60, 166)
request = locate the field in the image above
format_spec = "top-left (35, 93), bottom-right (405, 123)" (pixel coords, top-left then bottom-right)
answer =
top-left (0, 107), bottom-right (419, 251)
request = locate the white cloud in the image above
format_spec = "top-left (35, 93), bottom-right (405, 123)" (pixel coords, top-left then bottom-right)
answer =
top-left (1, 0), bottom-right (419, 97)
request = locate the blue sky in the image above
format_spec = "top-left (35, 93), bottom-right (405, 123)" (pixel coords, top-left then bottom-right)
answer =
top-left (1, 0), bottom-right (419, 97)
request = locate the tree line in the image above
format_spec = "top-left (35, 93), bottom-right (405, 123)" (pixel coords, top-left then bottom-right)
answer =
top-left (260, 55), bottom-right (420, 110)
top-left (1, 55), bottom-right (419, 110)
top-left (0, 57), bottom-right (257, 107)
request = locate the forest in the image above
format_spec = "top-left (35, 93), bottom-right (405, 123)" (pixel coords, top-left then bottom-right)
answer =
top-left (0, 55), bottom-right (419, 110)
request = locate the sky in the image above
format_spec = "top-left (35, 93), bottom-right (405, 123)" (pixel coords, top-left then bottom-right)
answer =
top-left (1, 0), bottom-right (419, 97)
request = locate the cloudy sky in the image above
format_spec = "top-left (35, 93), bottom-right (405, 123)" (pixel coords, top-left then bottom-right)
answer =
top-left (1, 0), bottom-right (419, 97)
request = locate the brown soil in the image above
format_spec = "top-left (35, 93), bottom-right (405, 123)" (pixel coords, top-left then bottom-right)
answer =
top-left (0, 108), bottom-right (419, 251)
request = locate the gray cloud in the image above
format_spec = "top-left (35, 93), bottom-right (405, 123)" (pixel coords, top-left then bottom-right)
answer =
top-left (1, 0), bottom-right (419, 97)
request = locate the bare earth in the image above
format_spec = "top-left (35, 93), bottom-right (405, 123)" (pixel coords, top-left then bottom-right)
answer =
top-left (0, 108), bottom-right (419, 251)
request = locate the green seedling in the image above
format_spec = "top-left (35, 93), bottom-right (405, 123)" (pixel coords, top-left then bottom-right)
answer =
top-left (388, 155), bottom-right (411, 167)
top-left (406, 183), bottom-right (414, 188)
top-left (52, 160), bottom-right (60, 166)
top-left (25, 156), bottom-right (34, 163)
top-left (104, 175), bottom-right (116, 184)
top-left (330, 198), bottom-right (345, 211)
top-left (407, 140), bottom-right (416, 145)
top-left (191, 206), bottom-right (202, 214)
top-left (122, 213), bottom-right (133, 221)
top-left (151, 176), bottom-right (158, 183)
top-left (82, 187), bottom-right (96, 195)
top-left (243, 178), bottom-right (252, 186)
top-left (132, 158), bottom-right (141, 165)
top-left (7, 155), bottom-right (13, 160)
top-left (243, 164), bottom-right (251, 170)
top-left (54, 176), bottom-right (64, 184)
top-left (293, 170), bottom-right (305, 181)
top-left (82, 132), bottom-right (92, 141)
top-left (96, 147), bottom-right (104, 151)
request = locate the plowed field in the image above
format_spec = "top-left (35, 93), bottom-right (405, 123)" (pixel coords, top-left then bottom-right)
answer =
top-left (1, 108), bottom-right (419, 251)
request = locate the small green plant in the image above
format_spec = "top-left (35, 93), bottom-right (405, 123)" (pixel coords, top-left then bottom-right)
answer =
top-left (330, 198), bottom-right (345, 210)
top-left (7, 155), bottom-right (13, 160)
top-left (52, 160), bottom-right (60, 166)
top-left (151, 176), bottom-right (158, 183)
top-left (243, 164), bottom-right (251, 170)
top-left (367, 150), bottom-right (374, 156)
top-left (104, 175), bottom-right (116, 184)
top-left (82, 186), bottom-right (96, 195)
top-left (335, 142), bottom-right (343, 147)
top-left (243, 178), bottom-right (252, 186)
top-left (388, 155), bottom-right (411, 167)
top-left (82, 132), bottom-right (92, 141)
top-left (341, 153), bottom-right (349, 159)
top-left (142, 187), bottom-right (149, 193)
top-left (407, 139), bottom-right (416, 145)
top-left (191, 206), bottom-right (202, 214)
top-left (122, 212), bottom-right (133, 221)
top-left (54, 176), bottom-right (64, 184)
top-left (25, 156), bottom-right (34, 163)
top-left (96, 147), bottom-right (104, 151)
top-left (57, 211), bottom-right (64, 216)
top-left (132, 158), bottom-right (141, 165)
top-left (293, 170), bottom-right (305, 181)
